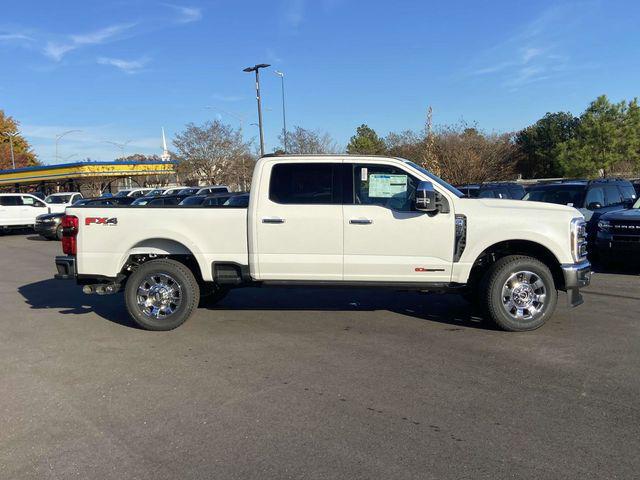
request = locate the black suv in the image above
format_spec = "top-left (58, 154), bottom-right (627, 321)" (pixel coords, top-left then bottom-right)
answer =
top-left (523, 179), bottom-right (637, 228)
top-left (456, 182), bottom-right (526, 200)
top-left (595, 197), bottom-right (640, 266)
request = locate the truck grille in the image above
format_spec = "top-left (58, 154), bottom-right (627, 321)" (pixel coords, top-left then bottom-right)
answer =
top-left (610, 222), bottom-right (640, 236)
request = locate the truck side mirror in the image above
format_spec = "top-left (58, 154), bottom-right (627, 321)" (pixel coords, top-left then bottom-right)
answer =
top-left (587, 202), bottom-right (602, 211)
top-left (415, 181), bottom-right (437, 212)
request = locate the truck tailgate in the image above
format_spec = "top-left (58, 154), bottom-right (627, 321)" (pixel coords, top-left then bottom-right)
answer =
top-left (66, 206), bottom-right (248, 281)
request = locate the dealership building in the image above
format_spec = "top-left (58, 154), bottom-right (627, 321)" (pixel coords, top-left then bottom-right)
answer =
top-left (0, 160), bottom-right (178, 196)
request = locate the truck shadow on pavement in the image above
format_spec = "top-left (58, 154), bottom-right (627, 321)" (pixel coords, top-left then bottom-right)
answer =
top-left (19, 280), bottom-right (490, 330)
top-left (18, 279), bottom-right (137, 328)
top-left (211, 287), bottom-right (491, 330)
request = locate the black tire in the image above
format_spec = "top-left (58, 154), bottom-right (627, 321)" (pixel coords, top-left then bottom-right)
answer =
top-left (124, 259), bottom-right (200, 331)
top-left (480, 255), bottom-right (558, 332)
top-left (55, 224), bottom-right (63, 241)
top-left (199, 283), bottom-right (229, 306)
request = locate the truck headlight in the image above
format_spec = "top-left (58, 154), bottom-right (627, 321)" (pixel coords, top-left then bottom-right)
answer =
top-left (597, 219), bottom-right (611, 231)
top-left (571, 218), bottom-right (588, 262)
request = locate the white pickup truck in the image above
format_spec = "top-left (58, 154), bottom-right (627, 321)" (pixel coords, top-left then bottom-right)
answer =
top-left (55, 155), bottom-right (591, 331)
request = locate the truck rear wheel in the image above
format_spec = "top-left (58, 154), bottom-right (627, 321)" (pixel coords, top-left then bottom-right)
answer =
top-left (481, 255), bottom-right (557, 331)
top-left (125, 259), bottom-right (200, 331)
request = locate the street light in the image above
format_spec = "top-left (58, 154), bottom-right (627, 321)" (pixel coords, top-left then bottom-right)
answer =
top-left (55, 130), bottom-right (82, 162)
top-left (274, 70), bottom-right (288, 153)
top-left (243, 63), bottom-right (270, 157)
top-left (1, 131), bottom-right (20, 169)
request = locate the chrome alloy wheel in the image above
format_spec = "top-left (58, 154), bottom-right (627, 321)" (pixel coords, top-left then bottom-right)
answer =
top-left (136, 273), bottom-right (182, 319)
top-left (501, 270), bottom-right (547, 321)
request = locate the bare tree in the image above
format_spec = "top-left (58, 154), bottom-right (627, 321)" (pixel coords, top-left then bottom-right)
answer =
top-left (173, 120), bottom-right (254, 188)
top-left (279, 126), bottom-right (340, 154)
top-left (433, 123), bottom-right (518, 184)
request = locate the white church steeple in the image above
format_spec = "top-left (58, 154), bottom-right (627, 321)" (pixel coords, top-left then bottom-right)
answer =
top-left (161, 127), bottom-right (171, 161)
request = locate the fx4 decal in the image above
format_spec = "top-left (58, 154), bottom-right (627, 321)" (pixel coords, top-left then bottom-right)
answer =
top-left (85, 217), bottom-right (118, 226)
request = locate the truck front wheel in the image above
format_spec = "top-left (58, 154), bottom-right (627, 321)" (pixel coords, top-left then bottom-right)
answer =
top-left (481, 255), bottom-right (558, 331)
top-left (125, 259), bottom-right (200, 331)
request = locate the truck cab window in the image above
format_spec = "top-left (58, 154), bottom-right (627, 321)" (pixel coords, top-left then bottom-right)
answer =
top-left (269, 163), bottom-right (341, 204)
top-left (353, 164), bottom-right (417, 212)
top-left (0, 196), bottom-right (21, 206)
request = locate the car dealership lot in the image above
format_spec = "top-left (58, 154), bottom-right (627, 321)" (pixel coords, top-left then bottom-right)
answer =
top-left (1, 232), bottom-right (639, 479)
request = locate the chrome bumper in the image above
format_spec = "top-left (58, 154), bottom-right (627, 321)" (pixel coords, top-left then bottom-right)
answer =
top-left (561, 260), bottom-right (592, 307)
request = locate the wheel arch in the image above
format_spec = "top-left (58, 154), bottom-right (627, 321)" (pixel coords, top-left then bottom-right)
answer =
top-left (467, 239), bottom-right (566, 291)
top-left (118, 238), bottom-right (207, 282)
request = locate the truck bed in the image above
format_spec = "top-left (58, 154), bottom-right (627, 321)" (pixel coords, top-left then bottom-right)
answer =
top-left (66, 206), bottom-right (249, 281)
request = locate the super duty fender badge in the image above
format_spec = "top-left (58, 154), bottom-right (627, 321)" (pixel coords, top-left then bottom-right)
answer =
top-left (85, 217), bottom-right (118, 226)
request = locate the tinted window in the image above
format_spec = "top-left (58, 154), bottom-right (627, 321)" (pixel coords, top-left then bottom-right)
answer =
top-left (180, 196), bottom-right (206, 206)
top-left (603, 185), bottom-right (623, 206)
top-left (620, 185), bottom-right (636, 201)
top-left (585, 187), bottom-right (605, 207)
top-left (203, 197), bottom-right (224, 206)
top-left (224, 194), bottom-right (250, 207)
top-left (478, 189), bottom-right (496, 198)
top-left (270, 163), bottom-right (341, 204)
top-left (0, 196), bottom-right (21, 206)
top-left (353, 164), bottom-right (417, 211)
top-left (524, 186), bottom-right (585, 206)
top-left (508, 185), bottom-right (526, 199)
top-left (211, 187), bottom-right (228, 193)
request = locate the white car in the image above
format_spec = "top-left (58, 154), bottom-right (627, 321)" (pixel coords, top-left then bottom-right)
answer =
top-left (0, 193), bottom-right (50, 231)
top-left (44, 192), bottom-right (84, 214)
top-left (56, 155), bottom-right (591, 332)
top-left (113, 188), bottom-right (154, 198)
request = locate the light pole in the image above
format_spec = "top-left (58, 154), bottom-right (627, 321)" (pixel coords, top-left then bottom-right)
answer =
top-left (243, 63), bottom-right (270, 157)
top-left (274, 70), bottom-right (288, 152)
top-left (55, 130), bottom-right (82, 162)
top-left (1, 131), bottom-right (19, 169)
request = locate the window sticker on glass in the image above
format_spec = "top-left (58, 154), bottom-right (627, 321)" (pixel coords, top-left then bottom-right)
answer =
top-left (361, 167), bottom-right (368, 181)
top-left (368, 174), bottom-right (408, 198)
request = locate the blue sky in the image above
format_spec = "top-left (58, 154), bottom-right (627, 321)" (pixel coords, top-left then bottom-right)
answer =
top-left (1, 0), bottom-right (639, 163)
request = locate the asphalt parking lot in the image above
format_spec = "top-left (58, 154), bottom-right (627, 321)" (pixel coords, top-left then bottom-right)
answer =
top-left (1, 232), bottom-right (639, 479)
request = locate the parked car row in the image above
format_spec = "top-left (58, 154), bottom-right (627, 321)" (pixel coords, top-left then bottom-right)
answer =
top-left (0, 185), bottom-right (243, 238)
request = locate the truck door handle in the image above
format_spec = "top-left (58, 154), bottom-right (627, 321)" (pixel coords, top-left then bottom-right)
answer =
top-left (262, 217), bottom-right (285, 224)
top-left (349, 219), bottom-right (373, 225)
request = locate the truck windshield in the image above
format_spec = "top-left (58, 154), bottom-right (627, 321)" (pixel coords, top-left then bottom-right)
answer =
top-left (402, 161), bottom-right (463, 197)
top-left (523, 186), bottom-right (585, 207)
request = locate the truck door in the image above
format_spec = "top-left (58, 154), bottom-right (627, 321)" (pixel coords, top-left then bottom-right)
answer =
top-left (0, 195), bottom-right (21, 225)
top-left (255, 161), bottom-right (344, 280)
top-left (342, 162), bottom-right (455, 283)
top-left (21, 196), bottom-right (49, 225)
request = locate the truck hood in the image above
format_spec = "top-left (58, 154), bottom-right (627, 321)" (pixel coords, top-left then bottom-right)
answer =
top-left (474, 198), bottom-right (581, 216)
top-left (600, 208), bottom-right (640, 222)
